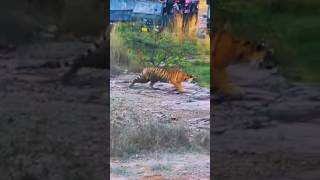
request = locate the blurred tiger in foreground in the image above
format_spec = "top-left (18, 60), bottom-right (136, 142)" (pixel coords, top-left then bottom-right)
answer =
top-left (211, 30), bottom-right (274, 96)
top-left (129, 67), bottom-right (194, 93)
top-left (61, 28), bottom-right (109, 83)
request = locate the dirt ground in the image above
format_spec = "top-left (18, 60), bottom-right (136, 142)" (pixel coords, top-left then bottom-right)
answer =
top-left (0, 40), bottom-right (108, 180)
top-left (110, 74), bottom-right (210, 179)
top-left (213, 64), bottom-right (320, 180)
top-left (111, 153), bottom-right (210, 180)
top-left (1, 38), bottom-right (320, 180)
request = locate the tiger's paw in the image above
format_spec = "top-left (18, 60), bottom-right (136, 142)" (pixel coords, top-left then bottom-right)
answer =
top-left (176, 89), bottom-right (186, 94)
top-left (128, 83), bottom-right (134, 88)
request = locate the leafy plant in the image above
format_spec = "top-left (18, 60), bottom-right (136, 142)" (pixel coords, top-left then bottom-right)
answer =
top-left (116, 23), bottom-right (197, 68)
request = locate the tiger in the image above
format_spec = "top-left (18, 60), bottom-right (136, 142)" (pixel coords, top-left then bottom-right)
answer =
top-left (15, 27), bottom-right (110, 83)
top-left (211, 30), bottom-right (274, 96)
top-left (129, 67), bottom-right (194, 93)
top-left (61, 28), bottom-right (109, 83)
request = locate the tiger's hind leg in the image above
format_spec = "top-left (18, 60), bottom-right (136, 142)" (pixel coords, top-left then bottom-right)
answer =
top-left (129, 74), bottom-right (149, 88)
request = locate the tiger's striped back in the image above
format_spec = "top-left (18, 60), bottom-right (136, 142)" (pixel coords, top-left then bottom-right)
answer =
top-left (129, 67), bottom-right (193, 93)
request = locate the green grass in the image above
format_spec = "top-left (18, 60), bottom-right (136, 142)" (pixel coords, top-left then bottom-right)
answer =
top-left (183, 61), bottom-right (210, 88)
top-left (218, 0), bottom-right (320, 82)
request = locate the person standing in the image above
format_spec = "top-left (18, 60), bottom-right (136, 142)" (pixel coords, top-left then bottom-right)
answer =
top-left (180, 0), bottom-right (185, 14)
top-left (182, 0), bottom-right (192, 32)
top-left (191, 0), bottom-right (199, 15)
top-left (173, 0), bottom-right (180, 14)
top-left (165, 0), bottom-right (175, 28)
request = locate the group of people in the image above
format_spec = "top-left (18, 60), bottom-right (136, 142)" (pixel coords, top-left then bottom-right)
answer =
top-left (159, 0), bottom-right (200, 32)
top-left (160, 0), bottom-right (199, 16)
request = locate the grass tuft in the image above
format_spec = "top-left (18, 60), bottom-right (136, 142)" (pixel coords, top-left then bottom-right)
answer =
top-left (111, 120), bottom-right (193, 158)
top-left (151, 164), bottom-right (172, 172)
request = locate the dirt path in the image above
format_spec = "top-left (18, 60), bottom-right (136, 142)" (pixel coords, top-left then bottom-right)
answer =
top-left (111, 152), bottom-right (210, 180)
top-left (213, 64), bottom-right (320, 180)
top-left (110, 74), bottom-right (210, 179)
top-left (0, 40), bottom-right (108, 180)
top-left (111, 74), bottom-right (210, 133)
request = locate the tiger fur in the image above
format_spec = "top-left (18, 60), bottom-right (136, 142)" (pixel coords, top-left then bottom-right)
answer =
top-left (15, 28), bottom-right (110, 83)
top-left (211, 30), bottom-right (274, 96)
top-left (61, 29), bottom-right (109, 83)
top-left (129, 67), bottom-right (193, 93)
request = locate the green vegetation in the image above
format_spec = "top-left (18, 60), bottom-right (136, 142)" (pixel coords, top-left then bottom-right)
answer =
top-left (116, 23), bottom-right (198, 67)
top-left (183, 61), bottom-right (210, 88)
top-left (110, 25), bottom-right (130, 73)
top-left (113, 22), bottom-right (210, 87)
top-left (218, 0), bottom-right (320, 82)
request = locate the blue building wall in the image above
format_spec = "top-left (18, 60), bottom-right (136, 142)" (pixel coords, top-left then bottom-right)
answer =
top-left (110, 0), bottom-right (163, 22)
top-left (110, 0), bottom-right (136, 22)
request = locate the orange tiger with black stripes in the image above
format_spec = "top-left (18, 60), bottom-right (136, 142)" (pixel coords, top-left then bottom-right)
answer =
top-left (129, 67), bottom-right (193, 93)
top-left (211, 30), bottom-right (274, 96)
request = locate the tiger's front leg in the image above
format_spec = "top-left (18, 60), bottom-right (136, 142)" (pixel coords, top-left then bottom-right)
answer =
top-left (212, 67), bottom-right (242, 96)
top-left (172, 82), bottom-right (185, 93)
top-left (149, 80), bottom-right (160, 90)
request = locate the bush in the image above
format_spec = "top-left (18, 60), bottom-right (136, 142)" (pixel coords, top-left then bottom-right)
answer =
top-left (110, 25), bottom-right (130, 68)
top-left (116, 23), bottom-right (198, 69)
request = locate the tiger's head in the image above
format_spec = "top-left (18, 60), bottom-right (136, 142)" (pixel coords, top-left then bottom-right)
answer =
top-left (236, 40), bottom-right (275, 67)
top-left (180, 72), bottom-right (194, 83)
top-left (186, 73), bottom-right (194, 83)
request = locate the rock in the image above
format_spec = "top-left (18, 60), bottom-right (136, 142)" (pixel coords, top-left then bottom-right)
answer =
top-left (267, 101), bottom-right (320, 123)
top-left (193, 92), bottom-right (210, 100)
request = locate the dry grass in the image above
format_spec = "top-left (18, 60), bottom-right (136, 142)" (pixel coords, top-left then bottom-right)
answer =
top-left (163, 13), bottom-right (210, 56)
top-left (110, 24), bottom-right (133, 74)
top-left (111, 120), bottom-right (192, 158)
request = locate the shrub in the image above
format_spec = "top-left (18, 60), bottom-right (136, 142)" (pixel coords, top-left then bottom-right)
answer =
top-left (111, 120), bottom-right (192, 157)
top-left (110, 25), bottom-right (130, 68)
top-left (116, 23), bottom-right (198, 69)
